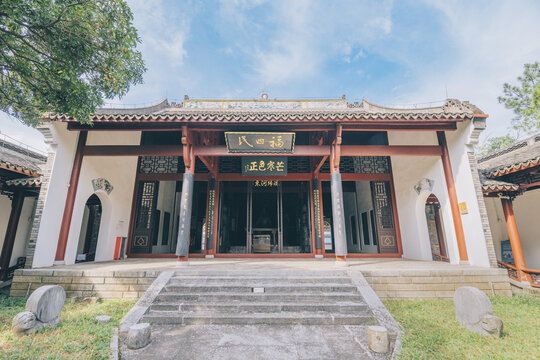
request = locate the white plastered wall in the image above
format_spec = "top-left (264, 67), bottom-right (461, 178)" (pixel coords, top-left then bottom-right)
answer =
top-left (32, 125), bottom-right (141, 267)
top-left (485, 189), bottom-right (540, 268)
top-left (445, 122), bottom-right (491, 266)
top-left (388, 126), bottom-right (491, 267)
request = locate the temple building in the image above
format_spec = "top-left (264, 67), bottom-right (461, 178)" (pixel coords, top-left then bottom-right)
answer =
top-left (0, 135), bottom-right (45, 281)
top-left (478, 134), bottom-right (540, 289)
top-left (23, 96), bottom-right (498, 268)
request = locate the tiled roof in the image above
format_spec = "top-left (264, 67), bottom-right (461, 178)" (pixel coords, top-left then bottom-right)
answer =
top-left (477, 135), bottom-right (540, 178)
top-left (5, 176), bottom-right (43, 187)
top-left (47, 98), bottom-right (484, 124)
top-left (481, 179), bottom-right (520, 192)
top-left (0, 139), bottom-right (46, 176)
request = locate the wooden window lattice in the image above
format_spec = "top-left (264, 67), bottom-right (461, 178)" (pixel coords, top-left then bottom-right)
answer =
top-left (135, 182), bottom-right (156, 229)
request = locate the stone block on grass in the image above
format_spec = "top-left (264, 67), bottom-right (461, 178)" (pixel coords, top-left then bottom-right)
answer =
top-left (454, 286), bottom-right (503, 337)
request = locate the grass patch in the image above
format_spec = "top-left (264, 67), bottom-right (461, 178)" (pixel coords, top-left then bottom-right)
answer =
top-left (384, 295), bottom-right (540, 360)
top-left (0, 294), bottom-right (135, 360)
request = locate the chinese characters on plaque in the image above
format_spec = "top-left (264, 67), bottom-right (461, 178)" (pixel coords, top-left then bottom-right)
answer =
top-left (254, 180), bottom-right (279, 187)
top-left (241, 157), bottom-right (288, 176)
top-left (225, 132), bottom-right (295, 153)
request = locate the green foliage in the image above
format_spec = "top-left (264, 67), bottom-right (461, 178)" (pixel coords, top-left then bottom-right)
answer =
top-left (0, 294), bottom-right (136, 359)
top-left (498, 62), bottom-right (540, 136)
top-left (478, 135), bottom-right (517, 156)
top-left (384, 295), bottom-right (540, 360)
top-left (0, 0), bottom-right (146, 125)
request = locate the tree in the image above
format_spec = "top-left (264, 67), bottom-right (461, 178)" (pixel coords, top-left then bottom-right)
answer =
top-left (0, 0), bottom-right (146, 125)
top-left (498, 62), bottom-right (540, 136)
top-left (478, 135), bottom-right (516, 157)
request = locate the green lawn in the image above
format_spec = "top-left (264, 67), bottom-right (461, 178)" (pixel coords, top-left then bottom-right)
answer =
top-left (0, 295), bottom-right (135, 360)
top-left (384, 295), bottom-right (540, 360)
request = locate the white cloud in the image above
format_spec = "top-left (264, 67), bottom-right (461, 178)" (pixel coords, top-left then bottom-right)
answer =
top-left (368, 17), bottom-right (392, 34)
top-left (128, 0), bottom-right (189, 67)
top-left (221, 0), bottom-right (394, 86)
top-left (393, 0), bottom-right (540, 141)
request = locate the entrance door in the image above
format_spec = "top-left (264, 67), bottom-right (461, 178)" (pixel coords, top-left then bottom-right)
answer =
top-left (425, 194), bottom-right (448, 261)
top-left (249, 182), bottom-right (279, 253)
top-left (218, 181), bottom-right (311, 254)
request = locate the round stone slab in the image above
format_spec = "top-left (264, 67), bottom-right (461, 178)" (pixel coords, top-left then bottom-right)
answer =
top-left (25, 285), bottom-right (66, 322)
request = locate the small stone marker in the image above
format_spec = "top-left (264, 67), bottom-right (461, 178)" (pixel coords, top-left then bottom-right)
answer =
top-left (83, 296), bottom-right (100, 304)
top-left (253, 287), bottom-right (265, 293)
top-left (95, 315), bottom-right (111, 324)
top-left (12, 285), bottom-right (65, 336)
top-left (367, 325), bottom-right (388, 353)
top-left (25, 285), bottom-right (66, 322)
top-left (12, 312), bottom-right (36, 335)
top-left (127, 323), bottom-right (151, 350)
top-left (454, 286), bottom-right (503, 337)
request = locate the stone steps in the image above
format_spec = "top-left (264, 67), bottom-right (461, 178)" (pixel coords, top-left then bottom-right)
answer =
top-left (141, 269), bottom-right (376, 326)
top-left (168, 277), bottom-right (353, 284)
top-left (149, 302), bottom-right (369, 313)
top-left (155, 292), bottom-right (365, 303)
top-left (141, 311), bottom-right (374, 325)
top-left (162, 284), bottom-right (359, 293)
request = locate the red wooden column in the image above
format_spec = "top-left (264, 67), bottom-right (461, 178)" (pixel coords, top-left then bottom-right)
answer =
top-left (0, 190), bottom-right (25, 281)
top-left (55, 131), bottom-right (88, 262)
top-left (501, 198), bottom-right (528, 282)
top-left (437, 131), bottom-right (468, 262)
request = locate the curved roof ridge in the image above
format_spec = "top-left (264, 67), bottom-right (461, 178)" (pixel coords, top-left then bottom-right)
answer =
top-left (96, 98), bottom-right (170, 115)
top-left (350, 98), bottom-right (481, 115)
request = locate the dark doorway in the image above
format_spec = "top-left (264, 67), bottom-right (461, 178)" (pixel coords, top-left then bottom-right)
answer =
top-left (218, 181), bottom-right (311, 254)
top-left (76, 194), bottom-right (102, 262)
top-left (425, 194), bottom-right (448, 262)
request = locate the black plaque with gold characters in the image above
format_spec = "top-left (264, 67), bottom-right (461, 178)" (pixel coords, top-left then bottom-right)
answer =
top-left (225, 132), bottom-right (295, 153)
top-left (242, 157), bottom-right (288, 176)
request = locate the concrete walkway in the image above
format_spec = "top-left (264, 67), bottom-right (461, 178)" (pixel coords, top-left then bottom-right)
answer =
top-left (120, 324), bottom-right (389, 360)
top-left (42, 257), bottom-right (499, 273)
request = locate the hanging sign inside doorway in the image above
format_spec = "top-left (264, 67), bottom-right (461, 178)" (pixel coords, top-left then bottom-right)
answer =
top-left (225, 132), bottom-right (295, 153)
top-left (242, 157), bottom-right (288, 176)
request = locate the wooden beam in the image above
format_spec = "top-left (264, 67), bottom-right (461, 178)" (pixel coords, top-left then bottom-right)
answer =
top-left (55, 131), bottom-right (87, 262)
top-left (195, 145), bottom-right (330, 157)
top-left (314, 156), bottom-right (328, 174)
top-left (81, 144), bottom-right (443, 157)
top-left (437, 131), bottom-right (468, 262)
top-left (341, 145), bottom-right (442, 157)
top-left (83, 145), bottom-right (181, 156)
top-left (67, 122), bottom-right (458, 132)
top-left (197, 155), bottom-right (215, 174)
top-left (520, 181), bottom-right (540, 190)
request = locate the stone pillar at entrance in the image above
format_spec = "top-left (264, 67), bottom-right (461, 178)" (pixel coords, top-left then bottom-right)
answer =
top-left (330, 172), bottom-right (347, 262)
top-left (501, 197), bottom-right (529, 283)
top-left (175, 172), bottom-right (195, 262)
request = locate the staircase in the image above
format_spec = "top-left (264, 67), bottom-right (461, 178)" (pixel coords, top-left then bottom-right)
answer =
top-left (141, 270), bottom-right (377, 326)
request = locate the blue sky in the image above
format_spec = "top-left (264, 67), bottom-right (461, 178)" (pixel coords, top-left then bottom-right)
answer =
top-left (2, 0), bottom-right (540, 152)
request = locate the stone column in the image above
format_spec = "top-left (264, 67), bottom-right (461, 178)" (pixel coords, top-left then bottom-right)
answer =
top-left (175, 172), bottom-right (195, 261)
top-left (0, 190), bottom-right (25, 281)
top-left (330, 172), bottom-right (347, 261)
top-left (501, 198), bottom-right (528, 282)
